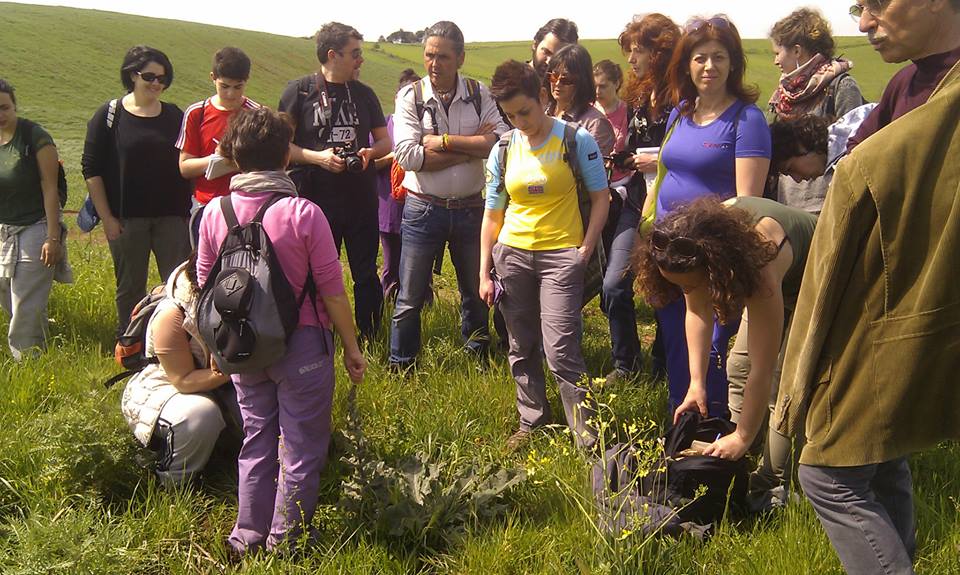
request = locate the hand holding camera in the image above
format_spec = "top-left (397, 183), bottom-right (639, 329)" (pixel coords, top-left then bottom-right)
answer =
top-left (335, 145), bottom-right (365, 174)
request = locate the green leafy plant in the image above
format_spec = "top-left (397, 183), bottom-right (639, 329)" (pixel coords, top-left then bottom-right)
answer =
top-left (338, 384), bottom-right (526, 555)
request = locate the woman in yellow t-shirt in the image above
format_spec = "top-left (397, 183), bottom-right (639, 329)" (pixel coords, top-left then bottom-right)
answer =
top-left (479, 60), bottom-right (609, 452)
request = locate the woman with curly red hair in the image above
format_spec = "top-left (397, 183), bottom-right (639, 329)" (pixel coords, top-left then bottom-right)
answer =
top-left (585, 13), bottom-right (682, 382)
top-left (635, 195), bottom-right (816, 510)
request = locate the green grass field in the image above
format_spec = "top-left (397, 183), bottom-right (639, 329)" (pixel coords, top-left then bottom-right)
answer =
top-left (2, 3), bottom-right (958, 574)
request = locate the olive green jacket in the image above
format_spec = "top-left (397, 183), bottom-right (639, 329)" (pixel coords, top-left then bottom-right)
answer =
top-left (774, 60), bottom-right (960, 467)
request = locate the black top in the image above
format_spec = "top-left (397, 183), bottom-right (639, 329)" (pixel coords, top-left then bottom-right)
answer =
top-left (81, 99), bottom-right (191, 218)
top-left (627, 102), bottom-right (669, 150)
top-left (278, 76), bottom-right (386, 205)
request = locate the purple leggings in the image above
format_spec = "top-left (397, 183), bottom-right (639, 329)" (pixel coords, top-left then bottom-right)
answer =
top-left (228, 326), bottom-right (335, 553)
top-left (380, 231), bottom-right (401, 297)
top-left (656, 297), bottom-right (738, 419)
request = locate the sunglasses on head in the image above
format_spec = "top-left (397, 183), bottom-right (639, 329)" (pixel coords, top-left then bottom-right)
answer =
top-left (137, 71), bottom-right (168, 84)
top-left (684, 16), bottom-right (731, 34)
top-left (547, 72), bottom-right (577, 86)
top-left (651, 230), bottom-right (702, 268)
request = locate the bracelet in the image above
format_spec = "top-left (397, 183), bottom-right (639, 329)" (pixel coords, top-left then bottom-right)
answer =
top-left (441, 133), bottom-right (449, 152)
top-left (45, 237), bottom-right (61, 243)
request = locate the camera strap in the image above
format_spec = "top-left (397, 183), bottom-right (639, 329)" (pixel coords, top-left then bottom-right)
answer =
top-left (314, 73), bottom-right (358, 149)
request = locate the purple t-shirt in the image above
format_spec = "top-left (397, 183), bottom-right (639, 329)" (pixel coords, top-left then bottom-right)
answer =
top-left (656, 101), bottom-right (771, 218)
top-left (376, 115), bottom-right (403, 234)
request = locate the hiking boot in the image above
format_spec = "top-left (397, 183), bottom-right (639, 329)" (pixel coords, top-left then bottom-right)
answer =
top-left (505, 429), bottom-right (531, 452)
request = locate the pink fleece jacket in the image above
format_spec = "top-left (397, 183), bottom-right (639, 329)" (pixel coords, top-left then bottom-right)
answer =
top-left (196, 187), bottom-right (344, 329)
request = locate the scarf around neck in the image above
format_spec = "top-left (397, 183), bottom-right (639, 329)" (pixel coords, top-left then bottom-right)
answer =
top-left (769, 54), bottom-right (853, 120)
top-left (229, 170), bottom-right (298, 197)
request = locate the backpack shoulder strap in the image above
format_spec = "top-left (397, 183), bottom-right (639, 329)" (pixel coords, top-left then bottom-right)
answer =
top-left (413, 79), bottom-right (426, 122)
top-left (220, 195), bottom-right (240, 229)
top-left (561, 121), bottom-right (584, 192)
top-left (251, 193), bottom-right (287, 224)
top-left (106, 98), bottom-right (119, 129)
top-left (296, 75), bottom-right (311, 109)
top-left (495, 129), bottom-right (515, 199)
top-left (464, 78), bottom-right (482, 119)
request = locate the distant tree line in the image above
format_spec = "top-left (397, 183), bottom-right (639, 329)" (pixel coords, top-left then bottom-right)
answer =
top-left (378, 28), bottom-right (429, 44)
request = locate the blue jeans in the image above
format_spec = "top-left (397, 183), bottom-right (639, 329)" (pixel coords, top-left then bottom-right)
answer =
top-left (600, 191), bottom-right (642, 373)
top-left (389, 195), bottom-right (488, 365)
top-left (657, 296), bottom-right (739, 418)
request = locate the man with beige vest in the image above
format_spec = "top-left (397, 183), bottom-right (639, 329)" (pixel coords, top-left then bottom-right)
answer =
top-left (775, 1), bottom-right (960, 573)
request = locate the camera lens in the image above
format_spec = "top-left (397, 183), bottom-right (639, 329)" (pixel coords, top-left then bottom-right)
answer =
top-left (345, 154), bottom-right (364, 174)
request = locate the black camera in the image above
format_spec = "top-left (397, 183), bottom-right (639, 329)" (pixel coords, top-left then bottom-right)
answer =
top-left (335, 145), bottom-right (364, 174)
top-left (604, 150), bottom-right (633, 170)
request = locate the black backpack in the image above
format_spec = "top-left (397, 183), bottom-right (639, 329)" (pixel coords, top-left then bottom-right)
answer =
top-left (592, 411), bottom-right (749, 536)
top-left (197, 194), bottom-right (316, 375)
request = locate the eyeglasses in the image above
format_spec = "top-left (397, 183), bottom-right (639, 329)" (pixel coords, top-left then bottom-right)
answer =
top-left (336, 48), bottom-right (364, 60)
top-left (849, 1), bottom-right (886, 22)
top-left (547, 72), bottom-right (577, 86)
top-left (137, 71), bottom-right (168, 84)
top-left (684, 16), bottom-right (731, 34)
top-left (651, 230), bottom-right (702, 268)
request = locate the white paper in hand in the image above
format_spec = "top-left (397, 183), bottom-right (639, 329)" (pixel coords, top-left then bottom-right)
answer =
top-left (205, 154), bottom-right (237, 180)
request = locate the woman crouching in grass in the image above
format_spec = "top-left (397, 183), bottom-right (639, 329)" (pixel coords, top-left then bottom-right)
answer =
top-left (195, 107), bottom-right (366, 557)
top-left (634, 195), bottom-right (816, 512)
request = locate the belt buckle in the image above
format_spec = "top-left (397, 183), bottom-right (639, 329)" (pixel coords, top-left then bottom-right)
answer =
top-left (444, 197), bottom-right (456, 209)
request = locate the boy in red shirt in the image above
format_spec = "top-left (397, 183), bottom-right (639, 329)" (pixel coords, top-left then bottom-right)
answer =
top-left (177, 47), bottom-right (260, 242)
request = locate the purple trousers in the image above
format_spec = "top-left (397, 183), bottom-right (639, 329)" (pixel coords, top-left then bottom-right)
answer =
top-left (380, 231), bottom-right (402, 298)
top-left (228, 326), bottom-right (335, 553)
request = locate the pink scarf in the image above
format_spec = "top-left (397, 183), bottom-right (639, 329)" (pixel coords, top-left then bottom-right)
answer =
top-left (769, 54), bottom-right (853, 120)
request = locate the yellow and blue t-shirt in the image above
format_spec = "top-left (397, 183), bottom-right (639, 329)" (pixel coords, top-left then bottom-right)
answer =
top-left (484, 119), bottom-right (607, 251)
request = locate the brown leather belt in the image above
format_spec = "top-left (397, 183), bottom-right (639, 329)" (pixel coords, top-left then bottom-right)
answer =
top-left (406, 189), bottom-right (485, 209)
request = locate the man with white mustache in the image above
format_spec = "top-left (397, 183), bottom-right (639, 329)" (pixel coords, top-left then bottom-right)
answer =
top-left (845, 0), bottom-right (960, 150)
top-left (776, 1), bottom-right (960, 574)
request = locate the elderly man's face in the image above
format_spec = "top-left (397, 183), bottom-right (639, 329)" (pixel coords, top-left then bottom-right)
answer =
top-left (857, 0), bottom-right (939, 63)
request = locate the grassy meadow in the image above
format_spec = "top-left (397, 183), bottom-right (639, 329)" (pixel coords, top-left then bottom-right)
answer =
top-left (2, 3), bottom-right (959, 574)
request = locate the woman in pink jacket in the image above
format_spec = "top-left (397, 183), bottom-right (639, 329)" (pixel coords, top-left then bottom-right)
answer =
top-left (196, 107), bottom-right (365, 557)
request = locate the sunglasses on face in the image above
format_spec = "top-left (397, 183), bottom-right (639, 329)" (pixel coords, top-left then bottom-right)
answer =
top-left (849, 1), bottom-right (886, 21)
top-left (547, 72), bottom-right (577, 86)
top-left (137, 71), bottom-right (168, 84)
top-left (651, 230), bottom-right (702, 268)
top-left (684, 16), bottom-right (731, 34)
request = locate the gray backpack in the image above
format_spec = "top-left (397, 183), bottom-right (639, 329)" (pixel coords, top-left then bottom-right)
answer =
top-left (197, 194), bottom-right (315, 374)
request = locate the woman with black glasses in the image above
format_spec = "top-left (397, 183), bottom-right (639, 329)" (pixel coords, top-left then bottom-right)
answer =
top-left (545, 44), bottom-right (615, 157)
top-left (82, 46), bottom-right (192, 337)
top-left (635, 195), bottom-right (816, 511)
top-left (651, 15), bottom-right (772, 419)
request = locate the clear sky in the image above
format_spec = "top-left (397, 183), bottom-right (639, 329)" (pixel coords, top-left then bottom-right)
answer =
top-left (10, 1), bottom-right (864, 41)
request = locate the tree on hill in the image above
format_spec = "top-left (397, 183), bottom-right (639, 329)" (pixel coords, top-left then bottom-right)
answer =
top-left (386, 29), bottom-right (417, 44)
